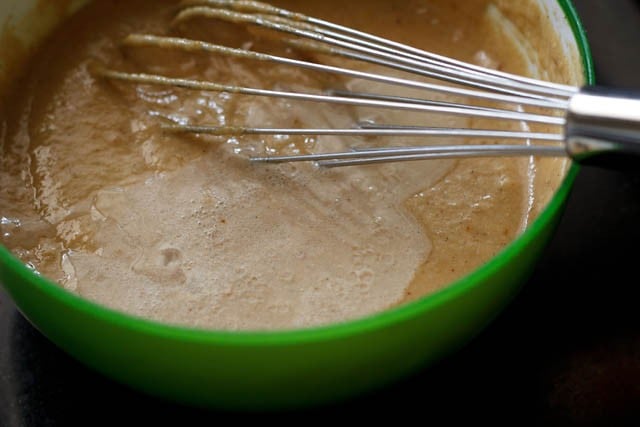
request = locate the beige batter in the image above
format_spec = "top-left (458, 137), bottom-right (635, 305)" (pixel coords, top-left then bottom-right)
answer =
top-left (0, 0), bottom-right (575, 329)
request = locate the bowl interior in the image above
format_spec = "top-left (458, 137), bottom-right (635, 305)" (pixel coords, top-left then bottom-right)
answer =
top-left (0, 0), bottom-right (592, 340)
top-left (0, 0), bottom-right (594, 410)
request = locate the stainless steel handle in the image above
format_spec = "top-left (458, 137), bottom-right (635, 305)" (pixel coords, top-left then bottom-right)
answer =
top-left (566, 86), bottom-right (640, 168)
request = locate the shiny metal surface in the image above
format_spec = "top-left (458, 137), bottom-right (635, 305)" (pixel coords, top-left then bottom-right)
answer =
top-left (567, 86), bottom-right (640, 166)
top-left (99, 1), bottom-right (640, 169)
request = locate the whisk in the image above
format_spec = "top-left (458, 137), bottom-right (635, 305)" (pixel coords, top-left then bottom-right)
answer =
top-left (95, 0), bottom-right (640, 168)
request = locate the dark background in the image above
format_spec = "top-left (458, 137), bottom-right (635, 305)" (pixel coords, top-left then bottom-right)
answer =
top-left (2, 1), bottom-right (640, 425)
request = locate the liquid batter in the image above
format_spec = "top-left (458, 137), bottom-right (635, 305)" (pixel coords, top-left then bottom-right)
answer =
top-left (0, 0), bottom-right (575, 329)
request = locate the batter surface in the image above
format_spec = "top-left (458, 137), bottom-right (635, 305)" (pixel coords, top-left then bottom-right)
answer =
top-left (0, 0), bottom-right (573, 329)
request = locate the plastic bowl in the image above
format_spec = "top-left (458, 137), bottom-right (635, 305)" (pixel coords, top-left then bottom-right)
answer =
top-left (0, 0), bottom-right (593, 410)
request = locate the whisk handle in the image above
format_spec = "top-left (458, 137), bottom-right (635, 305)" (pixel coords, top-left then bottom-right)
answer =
top-left (566, 86), bottom-right (640, 168)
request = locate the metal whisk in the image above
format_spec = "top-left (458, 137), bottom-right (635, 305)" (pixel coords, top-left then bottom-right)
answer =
top-left (95, 0), bottom-right (640, 168)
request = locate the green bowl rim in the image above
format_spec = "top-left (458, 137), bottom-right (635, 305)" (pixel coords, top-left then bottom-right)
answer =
top-left (0, 0), bottom-right (594, 346)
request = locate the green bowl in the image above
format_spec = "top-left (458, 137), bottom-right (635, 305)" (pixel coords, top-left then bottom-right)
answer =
top-left (0, 0), bottom-right (594, 410)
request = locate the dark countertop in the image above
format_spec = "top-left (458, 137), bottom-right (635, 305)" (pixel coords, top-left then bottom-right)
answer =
top-left (2, 1), bottom-right (640, 425)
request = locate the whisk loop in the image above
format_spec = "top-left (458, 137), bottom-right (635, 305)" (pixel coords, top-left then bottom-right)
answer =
top-left (95, 0), bottom-right (640, 167)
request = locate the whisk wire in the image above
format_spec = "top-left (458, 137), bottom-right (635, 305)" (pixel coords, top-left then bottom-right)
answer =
top-left (123, 34), bottom-right (568, 109)
top-left (97, 67), bottom-right (566, 125)
top-left (180, 0), bottom-right (578, 96)
top-left (96, 0), bottom-right (579, 167)
top-left (250, 144), bottom-right (568, 168)
top-left (161, 123), bottom-right (565, 141)
top-left (174, 6), bottom-right (574, 101)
